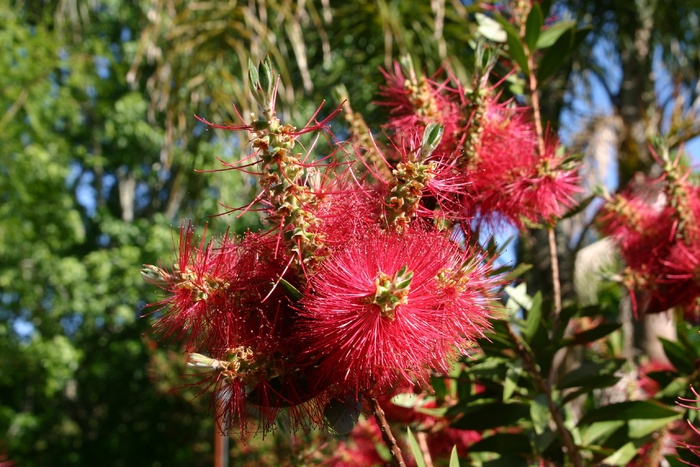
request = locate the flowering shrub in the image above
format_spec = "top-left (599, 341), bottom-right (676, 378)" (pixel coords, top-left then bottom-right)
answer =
top-left (143, 8), bottom-right (700, 465)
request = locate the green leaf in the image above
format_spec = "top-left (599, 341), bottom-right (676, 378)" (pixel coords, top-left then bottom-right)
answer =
top-left (248, 58), bottom-right (259, 86)
top-left (602, 442), bottom-right (638, 466)
top-left (581, 420), bottom-right (625, 446)
top-left (676, 320), bottom-right (700, 359)
top-left (538, 0), bottom-right (553, 18)
top-left (493, 15), bottom-right (530, 74)
top-left (505, 283), bottom-right (533, 311)
top-left (277, 277), bottom-right (302, 300)
top-left (258, 56), bottom-right (274, 97)
top-left (407, 427), bottom-right (426, 467)
top-left (530, 394), bottom-right (549, 435)
top-left (579, 400), bottom-right (681, 424)
top-left (451, 402), bottom-right (530, 430)
top-left (503, 359), bottom-right (523, 401)
top-left (522, 292), bottom-right (547, 349)
top-left (449, 446), bottom-right (460, 467)
top-left (524, 4), bottom-right (543, 52)
top-left (658, 376), bottom-right (692, 399)
top-left (323, 397), bottom-right (361, 435)
top-left (468, 433), bottom-right (532, 454)
top-left (562, 194), bottom-right (595, 220)
top-left (659, 337), bottom-right (696, 374)
top-left (558, 360), bottom-right (624, 390)
top-left (565, 323), bottom-right (621, 346)
top-left (431, 375), bottom-right (448, 401)
top-left (535, 20), bottom-right (576, 49)
top-left (628, 414), bottom-right (682, 438)
top-left (500, 263), bottom-right (533, 282)
top-left (537, 26), bottom-right (590, 81)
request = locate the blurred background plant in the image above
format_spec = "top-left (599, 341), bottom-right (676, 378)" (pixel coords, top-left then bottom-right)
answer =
top-left (2, 0), bottom-right (700, 465)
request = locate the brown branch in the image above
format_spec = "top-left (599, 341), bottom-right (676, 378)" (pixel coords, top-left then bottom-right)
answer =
top-left (369, 396), bottom-right (406, 467)
top-left (506, 324), bottom-right (583, 467)
top-left (548, 227), bottom-right (563, 326)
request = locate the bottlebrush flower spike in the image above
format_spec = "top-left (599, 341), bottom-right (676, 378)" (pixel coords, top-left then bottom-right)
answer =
top-left (142, 223), bottom-right (237, 350)
top-left (598, 162), bottom-right (700, 315)
top-left (502, 137), bottom-right (581, 227)
top-left (675, 386), bottom-right (700, 465)
top-left (296, 226), bottom-right (496, 397)
top-left (372, 126), bottom-right (471, 229)
top-left (378, 58), bottom-right (462, 143)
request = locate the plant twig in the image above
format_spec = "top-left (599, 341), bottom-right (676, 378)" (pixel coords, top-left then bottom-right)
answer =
top-left (370, 396), bottom-right (406, 467)
top-left (548, 227), bottom-right (563, 323)
top-left (506, 324), bottom-right (583, 467)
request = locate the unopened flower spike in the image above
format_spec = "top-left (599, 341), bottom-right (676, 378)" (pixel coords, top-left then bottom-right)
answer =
top-left (420, 123), bottom-right (444, 160)
top-left (248, 56), bottom-right (276, 120)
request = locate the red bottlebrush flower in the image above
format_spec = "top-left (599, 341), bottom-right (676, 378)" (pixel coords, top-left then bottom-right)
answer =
top-left (377, 62), bottom-right (462, 142)
top-left (598, 173), bottom-right (700, 315)
top-left (369, 129), bottom-right (474, 228)
top-left (142, 223), bottom-right (241, 350)
top-left (675, 387), bottom-right (700, 465)
top-left (296, 226), bottom-right (496, 397)
top-left (145, 226), bottom-right (329, 434)
top-left (462, 101), bottom-right (581, 229)
top-left (501, 137), bottom-right (581, 227)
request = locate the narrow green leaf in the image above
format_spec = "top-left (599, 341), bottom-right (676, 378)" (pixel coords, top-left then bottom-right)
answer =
top-left (579, 400), bottom-right (681, 424)
top-left (658, 376), bottom-right (692, 399)
top-left (676, 319), bottom-right (700, 359)
top-left (421, 123), bottom-right (444, 158)
top-left (522, 292), bottom-right (546, 348)
top-left (505, 283), bottom-right (531, 309)
top-left (449, 446), bottom-right (460, 467)
top-left (535, 20), bottom-right (576, 49)
top-left (537, 27), bottom-right (590, 81)
top-left (659, 337), bottom-right (696, 374)
top-left (558, 359), bottom-right (624, 389)
top-left (324, 397), bottom-right (361, 435)
top-left (565, 323), bottom-right (621, 346)
top-left (451, 403), bottom-right (530, 430)
top-left (432, 375), bottom-right (448, 401)
top-left (407, 427), bottom-right (426, 467)
top-left (503, 359), bottom-right (523, 401)
top-left (562, 194), bottom-right (595, 220)
top-left (506, 32), bottom-right (529, 75)
top-left (530, 394), bottom-right (549, 435)
top-left (501, 263), bottom-right (533, 282)
top-left (277, 277), bottom-right (302, 301)
top-left (562, 380), bottom-right (619, 404)
top-left (581, 420), bottom-right (625, 446)
top-left (258, 56), bottom-right (274, 97)
top-left (468, 433), bottom-right (532, 454)
top-left (524, 4), bottom-right (543, 52)
top-left (493, 15), bottom-right (530, 74)
top-left (505, 283), bottom-right (532, 314)
top-left (602, 442), bottom-right (638, 466)
top-left (248, 58), bottom-right (259, 86)
top-left (628, 414), bottom-right (682, 438)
